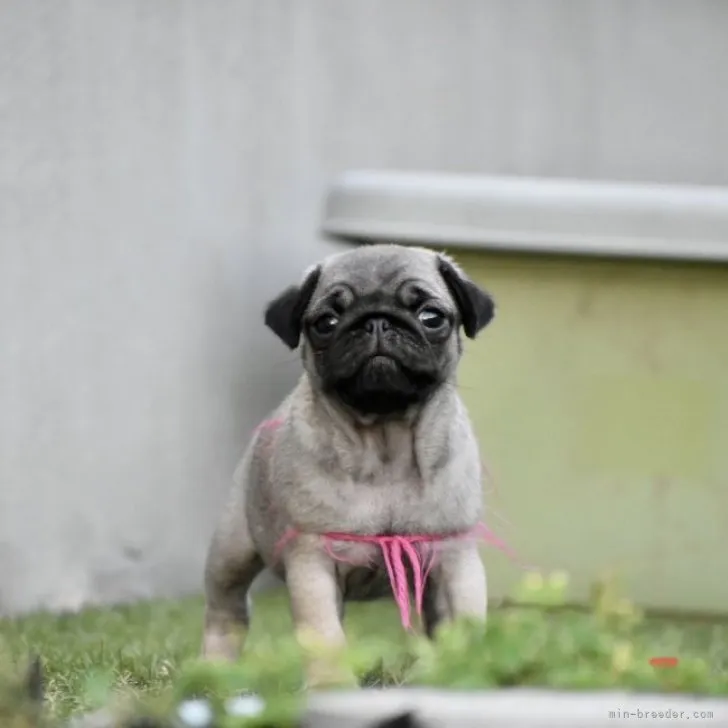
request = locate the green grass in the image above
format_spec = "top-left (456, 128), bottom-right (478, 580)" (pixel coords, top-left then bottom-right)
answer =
top-left (0, 589), bottom-right (410, 719)
top-left (0, 582), bottom-right (727, 722)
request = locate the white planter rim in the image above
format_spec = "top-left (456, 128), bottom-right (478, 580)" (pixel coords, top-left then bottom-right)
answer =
top-left (322, 170), bottom-right (728, 263)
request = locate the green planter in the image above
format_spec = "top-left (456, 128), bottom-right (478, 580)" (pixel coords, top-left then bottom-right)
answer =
top-left (323, 170), bottom-right (728, 615)
top-left (454, 251), bottom-right (728, 614)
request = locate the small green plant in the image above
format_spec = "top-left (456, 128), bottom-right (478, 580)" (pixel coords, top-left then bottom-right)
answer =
top-left (411, 571), bottom-right (726, 695)
top-left (78, 636), bottom-right (309, 727)
top-left (171, 636), bottom-right (306, 728)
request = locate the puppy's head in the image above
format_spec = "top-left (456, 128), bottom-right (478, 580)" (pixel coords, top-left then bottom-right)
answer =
top-left (265, 244), bottom-right (494, 418)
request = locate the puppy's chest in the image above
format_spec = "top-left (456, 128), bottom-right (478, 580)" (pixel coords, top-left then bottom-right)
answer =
top-left (336, 426), bottom-right (421, 486)
top-left (298, 430), bottom-right (478, 534)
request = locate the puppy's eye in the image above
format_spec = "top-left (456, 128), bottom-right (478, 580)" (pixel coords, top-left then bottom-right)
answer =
top-left (418, 308), bottom-right (446, 329)
top-left (312, 314), bottom-right (339, 336)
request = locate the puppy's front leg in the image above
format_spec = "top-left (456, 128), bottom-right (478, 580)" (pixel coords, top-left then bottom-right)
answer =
top-left (422, 543), bottom-right (487, 638)
top-left (283, 537), bottom-right (355, 688)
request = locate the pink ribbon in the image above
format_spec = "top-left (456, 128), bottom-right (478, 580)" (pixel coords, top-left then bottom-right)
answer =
top-left (276, 524), bottom-right (526, 630)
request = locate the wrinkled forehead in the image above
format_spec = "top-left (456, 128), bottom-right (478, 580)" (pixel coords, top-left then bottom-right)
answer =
top-left (314, 246), bottom-right (450, 301)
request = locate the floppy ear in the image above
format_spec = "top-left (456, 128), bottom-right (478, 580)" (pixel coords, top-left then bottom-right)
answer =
top-left (437, 255), bottom-right (495, 339)
top-left (264, 265), bottom-right (322, 349)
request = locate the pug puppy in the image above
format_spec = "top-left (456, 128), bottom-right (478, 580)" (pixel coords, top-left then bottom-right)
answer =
top-left (202, 244), bottom-right (495, 678)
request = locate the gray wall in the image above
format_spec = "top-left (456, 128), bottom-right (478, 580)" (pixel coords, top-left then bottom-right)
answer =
top-left (1, 0), bottom-right (727, 615)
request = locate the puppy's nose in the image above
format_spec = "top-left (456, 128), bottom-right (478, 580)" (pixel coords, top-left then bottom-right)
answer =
top-left (364, 316), bottom-right (391, 336)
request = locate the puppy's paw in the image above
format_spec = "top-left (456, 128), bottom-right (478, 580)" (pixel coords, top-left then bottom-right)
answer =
top-left (295, 627), bottom-right (358, 691)
top-left (200, 629), bottom-right (245, 663)
top-left (303, 659), bottom-right (359, 691)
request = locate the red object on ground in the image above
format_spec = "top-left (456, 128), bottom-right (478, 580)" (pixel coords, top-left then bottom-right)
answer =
top-left (649, 657), bottom-right (679, 668)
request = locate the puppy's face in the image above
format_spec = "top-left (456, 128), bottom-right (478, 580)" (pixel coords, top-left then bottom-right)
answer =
top-left (265, 245), bottom-right (495, 418)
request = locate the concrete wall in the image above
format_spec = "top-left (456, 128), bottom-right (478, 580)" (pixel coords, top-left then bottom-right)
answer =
top-left (1, 0), bottom-right (727, 615)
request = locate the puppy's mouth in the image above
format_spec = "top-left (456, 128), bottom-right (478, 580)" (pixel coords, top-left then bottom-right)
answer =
top-left (366, 354), bottom-right (400, 375)
top-left (332, 353), bottom-right (440, 417)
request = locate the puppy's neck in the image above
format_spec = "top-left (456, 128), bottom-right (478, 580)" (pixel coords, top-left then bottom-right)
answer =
top-left (290, 374), bottom-right (460, 486)
top-left (334, 398), bottom-right (420, 429)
